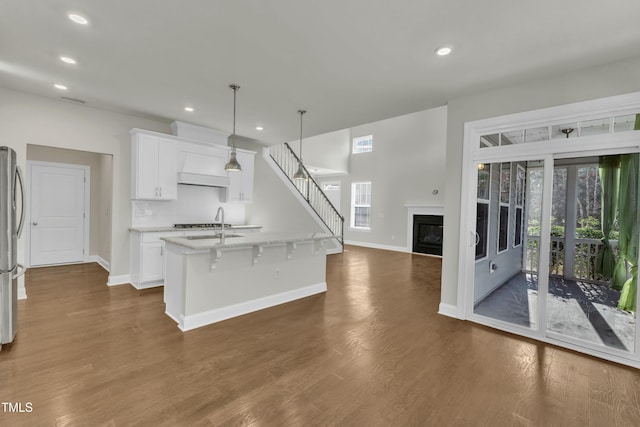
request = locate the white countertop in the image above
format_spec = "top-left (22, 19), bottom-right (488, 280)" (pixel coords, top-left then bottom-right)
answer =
top-left (162, 231), bottom-right (335, 250)
top-left (129, 224), bottom-right (263, 232)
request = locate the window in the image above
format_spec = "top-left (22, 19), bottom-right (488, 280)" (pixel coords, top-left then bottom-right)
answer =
top-left (352, 135), bottom-right (373, 153)
top-left (476, 163), bottom-right (491, 260)
top-left (478, 111), bottom-right (640, 149)
top-left (513, 165), bottom-right (525, 247)
top-left (498, 163), bottom-right (511, 253)
top-left (351, 182), bottom-right (371, 229)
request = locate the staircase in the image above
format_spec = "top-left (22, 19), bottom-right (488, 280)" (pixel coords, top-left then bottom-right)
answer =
top-left (268, 143), bottom-right (344, 252)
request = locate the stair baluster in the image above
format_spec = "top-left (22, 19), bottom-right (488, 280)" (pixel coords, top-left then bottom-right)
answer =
top-left (269, 143), bottom-right (344, 250)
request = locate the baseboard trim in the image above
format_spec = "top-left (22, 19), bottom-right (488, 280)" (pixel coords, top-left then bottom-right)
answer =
top-left (438, 302), bottom-right (462, 319)
top-left (96, 256), bottom-right (110, 272)
top-left (131, 281), bottom-right (163, 290)
top-left (343, 240), bottom-right (409, 253)
top-left (326, 246), bottom-right (343, 255)
top-left (107, 274), bottom-right (132, 286)
top-left (179, 282), bottom-right (327, 332)
top-left (164, 311), bottom-right (180, 324)
top-left (87, 255), bottom-right (111, 272)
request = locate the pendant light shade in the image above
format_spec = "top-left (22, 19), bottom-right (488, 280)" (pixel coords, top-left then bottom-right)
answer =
top-left (293, 109), bottom-right (308, 181)
top-left (293, 163), bottom-right (307, 181)
top-left (225, 150), bottom-right (241, 172)
top-left (225, 84), bottom-right (242, 172)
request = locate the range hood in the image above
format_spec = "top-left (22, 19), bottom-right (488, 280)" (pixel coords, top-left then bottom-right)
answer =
top-left (177, 149), bottom-right (230, 188)
top-left (177, 171), bottom-right (230, 187)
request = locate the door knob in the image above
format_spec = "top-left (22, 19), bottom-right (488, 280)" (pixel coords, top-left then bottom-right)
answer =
top-left (32, 222), bottom-right (38, 226)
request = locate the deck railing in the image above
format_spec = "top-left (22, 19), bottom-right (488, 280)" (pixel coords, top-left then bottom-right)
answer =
top-left (524, 235), bottom-right (619, 284)
top-left (269, 143), bottom-right (344, 248)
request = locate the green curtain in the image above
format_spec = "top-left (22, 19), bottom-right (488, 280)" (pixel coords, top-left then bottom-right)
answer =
top-left (615, 114), bottom-right (640, 311)
top-left (596, 155), bottom-right (619, 278)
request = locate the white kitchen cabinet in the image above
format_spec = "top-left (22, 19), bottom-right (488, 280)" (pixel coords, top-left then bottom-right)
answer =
top-left (130, 231), bottom-right (178, 289)
top-left (223, 150), bottom-right (255, 203)
top-left (141, 242), bottom-right (164, 283)
top-left (130, 227), bottom-right (261, 289)
top-left (131, 131), bottom-right (178, 200)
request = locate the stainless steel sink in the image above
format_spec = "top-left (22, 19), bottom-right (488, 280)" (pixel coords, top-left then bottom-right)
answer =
top-left (185, 233), bottom-right (244, 240)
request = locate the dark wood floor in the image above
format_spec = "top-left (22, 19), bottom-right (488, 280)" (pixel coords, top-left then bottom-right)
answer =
top-left (1, 246), bottom-right (640, 426)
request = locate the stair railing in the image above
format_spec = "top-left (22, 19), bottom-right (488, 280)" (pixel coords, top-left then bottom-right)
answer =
top-left (269, 143), bottom-right (344, 247)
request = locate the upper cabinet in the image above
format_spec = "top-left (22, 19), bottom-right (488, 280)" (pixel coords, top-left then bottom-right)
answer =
top-left (131, 131), bottom-right (178, 200)
top-left (223, 150), bottom-right (255, 203)
top-left (131, 128), bottom-right (256, 203)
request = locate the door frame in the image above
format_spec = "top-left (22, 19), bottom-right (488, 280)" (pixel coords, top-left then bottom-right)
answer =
top-left (26, 160), bottom-right (90, 267)
top-left (458, 91), bottom-right (640, 368)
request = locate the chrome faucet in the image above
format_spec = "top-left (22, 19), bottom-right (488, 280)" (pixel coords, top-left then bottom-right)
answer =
top-left (215, 207), bottom-right (225, 237)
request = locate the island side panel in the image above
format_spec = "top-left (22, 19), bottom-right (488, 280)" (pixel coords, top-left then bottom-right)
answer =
top-left (164, 245), bottom-right (187, 324)
top-left (182, 242), bottom-right (327, 331)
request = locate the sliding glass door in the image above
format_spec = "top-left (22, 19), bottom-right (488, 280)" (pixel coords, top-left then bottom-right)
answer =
top-left (461, 102), bottom-right (640, 366)
top-left (546, 153), bottom-right (638, 356)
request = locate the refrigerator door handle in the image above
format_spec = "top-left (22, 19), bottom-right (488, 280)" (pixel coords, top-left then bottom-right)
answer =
top-left (13, 264), bottom-right (26, 279)
top-left (15, 165), bottom-right (25, 238)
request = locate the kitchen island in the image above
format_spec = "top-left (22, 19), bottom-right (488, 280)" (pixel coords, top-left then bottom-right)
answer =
top-left (162, 232), bottom-right (335, 331)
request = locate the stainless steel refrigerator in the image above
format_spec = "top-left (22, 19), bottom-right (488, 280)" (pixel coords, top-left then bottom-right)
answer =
top-left (0, 146), bottom-right (25, 345)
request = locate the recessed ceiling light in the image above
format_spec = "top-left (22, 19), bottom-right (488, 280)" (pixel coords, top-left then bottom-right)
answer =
top-left (68, 13), bottom-right (89, 25)
top-left (184, 107), bottom-right (194, 112)
top-left (54, 84), bottom-right (68, 90)
top-left (60, 56), bottom-right (77, 64)
top-left (435, 46), bottom-right (452, 56)
top-left (256, 126), bottom-right (263, 131)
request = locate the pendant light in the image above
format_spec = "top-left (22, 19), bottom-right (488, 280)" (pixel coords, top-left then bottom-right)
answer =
top-left (293, 109), bottom-right (308, 181)
top-left (225, 84), bottom-right (242, 172)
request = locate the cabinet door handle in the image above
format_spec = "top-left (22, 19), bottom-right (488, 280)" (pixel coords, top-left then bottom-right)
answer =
top-left (160, 246), bottom-right (164, 256)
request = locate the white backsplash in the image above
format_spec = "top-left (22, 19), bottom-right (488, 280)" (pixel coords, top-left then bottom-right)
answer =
top-left (132, 185), bottom-right (245, 227)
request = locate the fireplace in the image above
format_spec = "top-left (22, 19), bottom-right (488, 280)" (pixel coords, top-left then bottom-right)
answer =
top-left (412, 215), bottom-right (443, 255)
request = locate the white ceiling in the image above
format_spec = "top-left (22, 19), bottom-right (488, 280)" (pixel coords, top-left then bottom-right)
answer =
top-left (2, 1), bottom-right (640, 145)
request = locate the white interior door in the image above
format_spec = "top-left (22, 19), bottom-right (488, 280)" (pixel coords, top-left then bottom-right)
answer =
top-left (30, 163), bottom-right (86, 266)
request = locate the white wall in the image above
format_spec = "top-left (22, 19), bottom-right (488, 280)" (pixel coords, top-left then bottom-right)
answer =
top-left (0, 87), bottom-right (170, 293)
top-left (26, 145), bottom-right (113, 263)
top-left (340, 106), bottom-right (447, 250)
top-left (289, 128), bottom-right (351, 173)
top-left (442, 55), bottom-right (640, 309)
top-left (239, 140), bottom-right (324, 234)
top-left (98, 154), bottom-right (113, 264)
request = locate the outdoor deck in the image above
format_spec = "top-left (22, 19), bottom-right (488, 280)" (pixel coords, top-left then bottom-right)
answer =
top-left (474, 273), bottom-right (635, 351)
